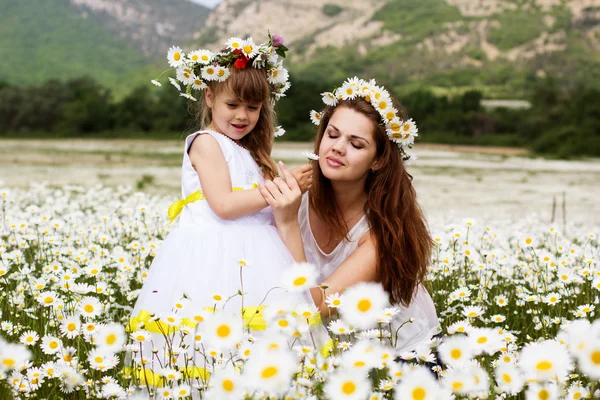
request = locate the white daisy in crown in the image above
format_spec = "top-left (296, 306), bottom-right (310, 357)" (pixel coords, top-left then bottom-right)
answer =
top-left (310, 76), bottom-right (420, 162)
top-left (167, 45), bottom-right (185, 68)
top-left (202, 66), bottom-right (218, 81)
top-left (241, 37), bottom-right (258, 58)
top-left (188, 49), bottom-right (213, 65)
top-left (226, 37), bottom-right (244, 51)
top-left (153, 33), bottom-right (290, 104)
top-left (214, 66), bottom-right (230, 82)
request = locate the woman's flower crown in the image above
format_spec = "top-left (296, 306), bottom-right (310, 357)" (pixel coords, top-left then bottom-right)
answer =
top-left (310, 77), bottom-right (418, 162)
top-left (151, 33), bottom-right (291, 104)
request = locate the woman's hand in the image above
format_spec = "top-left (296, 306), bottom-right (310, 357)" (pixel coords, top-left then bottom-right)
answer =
top-left (259, 161), bottom-right (303, 227)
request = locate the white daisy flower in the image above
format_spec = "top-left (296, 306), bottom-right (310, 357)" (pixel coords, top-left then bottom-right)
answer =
top-left (241, 37), bottom-right (258, 58)
top-left (130, 330), bottom-right (150, 343)
top-left (274, 126), bottom-right (286, 137)
top-left (324, 369), bottom-right (370, 400)
top-left (0, 343), bottom-right (31, 371)
top-left (201, 65), bottom-right (218, 81)
top-left (215, 66), bottom-right (230, 82)
top-left (205, 365), bottom-right (244, 398)
top-left (386, 118), bottom-right (404, 143)
top-left (339, 282), bottom-right (389, 330)
top-left (526, 382), bottom-right (559, 400)
top-left (393, 366), bottom-right (443, 400)
top-left (267, 66), bottom-right (289, 85)
top-left (303, 151), bottom-right (319, 161)
top-left (177, 67), bottom-right (196, 85)
top-left (339, 82), bottom-right (358, 100)
top-left (325, 293), bottom-right (344, 308)
top-left (519, 340), bottom-right (571, 382)
top-left (463, 305), bottom-right (485, 318)
top-left (242, 348), bottom-right (297, 396)
top-left (438, 335), bottom-right (473, 367)
top-left (80, 297), bottom-right (102, 318)
top-left (180, 93), bottom-right (197, 102)
top-left (191, 77), bottom-right (206, 90)
top-left (226, 37), bottom-right (244, 51)
top-left (321, 92), bottom-right (338, 106)
top-left (59, 317), bottom-right (81, 339)
top-left (309, 110), bottom-right (322, 126)
top-left (468, 327), bottom-right (504, 355)
top-left (442, 367), bottom-right (473, 395)
top-left (495, 364), bottom-right (525, 394)
top-left (95, 323), bottom-right (126, 353)
top-left (203, 312), bottom-right (243, 351)
top-left (575, 339), bottom-right (600, 379)
top-left (188, 49), bottom-right (213, 64)
top-left (168, 77), bottom-right (181, 91)
top-left (38, 291), bottom-right (59, 307)
top-left (328, 319), bottom-right (353, 335)
top-left (167, 45), bottom-right (185, 68)
top-left (40, 335), bottom-right (62, 355)
top-left (19, 330), bottom-right (39, 346)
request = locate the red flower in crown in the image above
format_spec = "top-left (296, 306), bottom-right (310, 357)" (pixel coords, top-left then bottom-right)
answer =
top-left (233, 49), bottom-right (250, 69)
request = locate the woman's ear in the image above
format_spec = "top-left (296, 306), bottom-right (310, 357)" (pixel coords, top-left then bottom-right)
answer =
top-left (204, 87), bottom-right (215, 108)
top-left (371, 158), bottom-right (384, 172)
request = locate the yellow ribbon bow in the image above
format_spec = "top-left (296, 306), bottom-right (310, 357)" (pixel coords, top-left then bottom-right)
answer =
top-left (167, 190), bottom-right (204, 223)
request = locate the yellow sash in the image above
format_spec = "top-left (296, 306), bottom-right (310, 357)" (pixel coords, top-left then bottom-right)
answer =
top-left (167, 184), bottom-right (258, 223)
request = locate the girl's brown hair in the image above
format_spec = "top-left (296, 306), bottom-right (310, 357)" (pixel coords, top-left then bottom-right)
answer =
top-left (310, 97), bottom-right (433, 307)
top-left (198, 66), bottom-right (278, 179)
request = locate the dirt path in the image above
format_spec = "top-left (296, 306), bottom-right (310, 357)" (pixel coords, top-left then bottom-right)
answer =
top-left (1, 139), bottom-right (598, 225)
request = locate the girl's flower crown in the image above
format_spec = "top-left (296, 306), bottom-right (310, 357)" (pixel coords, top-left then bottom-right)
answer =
top-left (151, 32), bottom-right (291, 104)
top-left (310, 77), bottom-right (418, 162)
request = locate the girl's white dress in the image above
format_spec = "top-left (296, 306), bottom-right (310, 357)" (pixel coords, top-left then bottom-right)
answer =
top-left (298, 194), bottom-right (441, 353)
top-left (132, 130), bottom-right (306, 323)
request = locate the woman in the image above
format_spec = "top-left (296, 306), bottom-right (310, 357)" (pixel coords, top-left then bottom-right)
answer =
top-left (259, 77), bottom-right (440, 353)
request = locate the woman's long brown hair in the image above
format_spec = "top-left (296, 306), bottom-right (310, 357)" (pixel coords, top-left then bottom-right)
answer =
top-left (198, 66), bottom-right (278, 179)
top-left (310, 97), bottom-right (433, 307)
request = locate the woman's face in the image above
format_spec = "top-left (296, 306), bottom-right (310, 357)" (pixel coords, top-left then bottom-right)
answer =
top-left (318, 106), bottom-right (378, 183)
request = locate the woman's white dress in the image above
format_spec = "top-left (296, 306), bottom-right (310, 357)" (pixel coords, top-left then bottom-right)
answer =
top-left (298, 193), bottom-right (440, 353)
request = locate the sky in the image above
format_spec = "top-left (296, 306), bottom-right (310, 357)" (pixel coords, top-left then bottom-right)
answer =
top-left (187, 0), bottom-right (223, 8)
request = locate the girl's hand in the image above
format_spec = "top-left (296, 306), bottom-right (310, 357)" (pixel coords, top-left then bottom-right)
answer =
top-left (259, 161), bottom-right (303, 227)
top-left (291, 163), bottom-right (313, 193)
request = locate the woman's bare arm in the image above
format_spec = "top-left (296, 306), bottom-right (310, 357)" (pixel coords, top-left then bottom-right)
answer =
top-left (310, 232), bottom-right (378, 316)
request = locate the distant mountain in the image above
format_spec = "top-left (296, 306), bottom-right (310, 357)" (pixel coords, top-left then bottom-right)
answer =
top-left (0, 0), bottom-right (210, 91)
top-left (197, 0), bottom-right (600, 97)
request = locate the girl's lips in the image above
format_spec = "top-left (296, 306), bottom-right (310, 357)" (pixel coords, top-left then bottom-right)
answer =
top-left (326, 156), bottom-right (344, 167)
top-left (231, 123), bottom-right (247, 132)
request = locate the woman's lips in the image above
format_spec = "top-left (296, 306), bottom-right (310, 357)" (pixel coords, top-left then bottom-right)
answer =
top-left (326, 156), bottom-right (344, 167)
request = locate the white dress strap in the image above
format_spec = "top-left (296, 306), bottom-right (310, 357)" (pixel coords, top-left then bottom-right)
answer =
top-left (185, 130), bottom-right (235, 163)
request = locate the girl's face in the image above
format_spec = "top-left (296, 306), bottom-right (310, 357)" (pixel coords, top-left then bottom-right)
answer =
top-left (318, 107), bottom-right (379, 183)
top-left (205, 88), bottom-right (262, 141)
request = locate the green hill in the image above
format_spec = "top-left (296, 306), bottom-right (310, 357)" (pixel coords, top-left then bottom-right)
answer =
top-left (0, 0), bottom-right (209, 95)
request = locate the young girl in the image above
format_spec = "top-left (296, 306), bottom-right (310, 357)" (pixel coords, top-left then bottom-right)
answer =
top-left (130, 35), bottom-right (312, 337)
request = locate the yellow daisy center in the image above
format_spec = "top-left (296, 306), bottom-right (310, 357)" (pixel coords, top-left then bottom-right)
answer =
top-left (536, 361), bottom-right (552, 371)
top-left (357, 299), bottom-right (371, 312)
top-left (106, 333), bottom-right (116, 345)
top-left (49, 342), bottom-right (58, 349)
top-left (412, 387), bottom-right (426, 400)
top-left (84, 304), bottom-right (94, 313)
top-left (243, 45), bottom-right (253, 54)
top-left (67, 323), bottom-right (76, 331)
top-left (451, 349), bottom-right (462, 359)
top-left (342, 382), bottom-right (356, 395)
top-left (201, 55), bottom-right (209, 61)
top-left (502, 373), bottom-right (512, 383)
top-left (216, 324), bottom-right (231, 338)
top-left (477, 337), bottom-right (488, 344)
top-left (261, 366), bottom-right (278, 379)
top-left (293, 277), bottom-right (307, 286)
top-left (590, 350), bottom-right (600, 365)
top-left (452, 381), bottom-right (463, 391)
top-left (2, 358), bottom-right (15, 368)
top-left (174, 53), bottom-right (181, 61)
top-left (538, 389), bottom-right (549, 400)
top-left (222, 379), bottom-right (234, 392)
